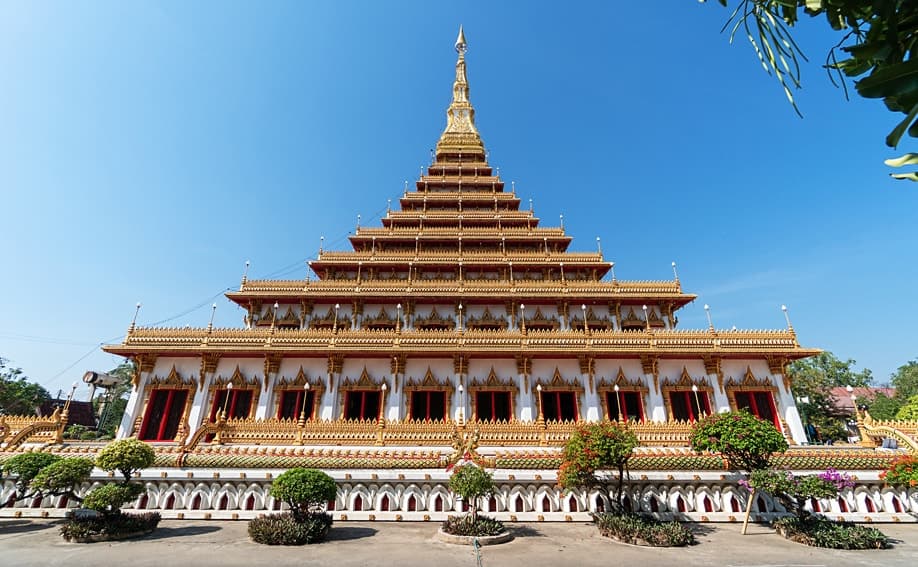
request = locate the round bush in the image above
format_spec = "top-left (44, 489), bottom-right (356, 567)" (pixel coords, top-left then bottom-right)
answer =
top-left (83, 483), bottom-right (144, 514)
top-left (248, 513), bottom-right (333, 545)
top-left (269, 468), bottom-right (337, 521)
top-left (96, 438), bottom-right (155, 482)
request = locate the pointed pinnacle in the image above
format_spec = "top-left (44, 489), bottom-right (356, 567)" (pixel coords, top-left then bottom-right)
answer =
top-left (455, 25), bottom-right (467, 53)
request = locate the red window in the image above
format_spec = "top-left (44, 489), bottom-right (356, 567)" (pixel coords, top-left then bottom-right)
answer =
top-left (734, 391), bottom-right (779, 428)
top-left (605, 391), bottom-right (645, 422)
top-left (139, 388), bottom-right (189, 441)
top-left (540, 391), bottom-right (578, 421)
top-left (410, 391), bottom-right (446, 421)
top-left (343, 390), bottom-right (381, 420)
top-left (277, 390), bottom-right (316, 420)
top-left (668, 390), bottom-right (711, 422)
top-left (209, 388), bottom-right (254, 421)
top-left (476, 391), bottom-right (512, 421)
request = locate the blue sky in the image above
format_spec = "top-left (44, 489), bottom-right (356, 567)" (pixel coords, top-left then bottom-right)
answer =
top-left (1, 1), bottom-right (916, 397)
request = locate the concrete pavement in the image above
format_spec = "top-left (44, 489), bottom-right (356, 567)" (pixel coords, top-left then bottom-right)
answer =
top-left (0, 519), bottom-right (916, 567)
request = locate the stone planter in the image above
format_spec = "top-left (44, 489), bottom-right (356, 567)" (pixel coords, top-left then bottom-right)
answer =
top-left (435, 527), bottom-right (513, 545)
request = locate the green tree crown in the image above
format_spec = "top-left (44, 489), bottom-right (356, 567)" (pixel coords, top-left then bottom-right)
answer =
top-left (448, 464), bottom-right (495, 522)
top-left (30, 457), bottom-right (94, 496)
top-left (2, 453), bottom-right (61, 493)
top-left (95, 438), bottom-right (155, 483)
top-left (691, 410), bottom-right (788, 472)
top-left (269, 468), bottom-right (337, 522)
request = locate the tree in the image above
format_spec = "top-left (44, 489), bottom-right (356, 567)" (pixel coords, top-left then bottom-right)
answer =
top-left (890, 360), bottom-right (918, 400)
top-left (691, 410), bottom-right (789, 473)
top-left (95, 361), bottom-right (135, 437)
top-left (95, 438), bottom-right (155, 483)
top-left (745, 468), bottom-right (852, 520)
top-left (448, 464), bottom-right (495, 523)
top-left (0, 358), bottom-right (50, 415)
top-left (74, 438), bottom-right (153, 516)
top-left (867, 392), bottom-right (904, 420)
top-left (894, 394), bottom-right (918, 420)
top-left (269, 468), bottom-right (337, 523)
top-left (29, 457), bottom-right (94, 503)
top-left (0, 453), bottom-right (61, 507)
top-left (556, 422), bottom-right (639, 510)
top-left (706, 1), bottom-right (918, 179)
top-left (787, 352), bottom-right (871, 442)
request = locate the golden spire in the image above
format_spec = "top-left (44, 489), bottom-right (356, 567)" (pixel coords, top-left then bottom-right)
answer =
top-left (436, 26), bottom-right (485, 158)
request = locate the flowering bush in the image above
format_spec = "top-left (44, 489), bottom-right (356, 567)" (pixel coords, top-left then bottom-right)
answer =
top-left (879, 455), bottom-right (918, 487)
top-left (557, 422), bottom-right (638, 509)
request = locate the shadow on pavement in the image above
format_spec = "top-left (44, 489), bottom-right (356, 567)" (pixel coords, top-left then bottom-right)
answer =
top-left (507, 525), bottom-right (544, 537)
top-left (141, 525), bottom-right (223, 540)
top-left (686, 523), bottom-right (716, 538)
top-left (0, 520), bottom-right (63, 534)
top-left (326, 526), bottom-right (378, 541)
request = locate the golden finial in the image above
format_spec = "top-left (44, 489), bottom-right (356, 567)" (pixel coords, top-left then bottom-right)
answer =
top-left (455, 25), bottom-right (467, 53)
top-left (436, 27), bottom-right (484, 158)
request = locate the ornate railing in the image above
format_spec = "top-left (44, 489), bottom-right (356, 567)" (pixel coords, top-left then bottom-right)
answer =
top-left (0, 407), bottom-right (68, 450)
top-left (856, 411), bottom-right (918, 453)
top-left (180, 417), bottom-right (697, 452)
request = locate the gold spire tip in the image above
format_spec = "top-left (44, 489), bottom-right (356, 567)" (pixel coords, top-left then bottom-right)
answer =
top-left (455, 25), bottom-right (467, 53)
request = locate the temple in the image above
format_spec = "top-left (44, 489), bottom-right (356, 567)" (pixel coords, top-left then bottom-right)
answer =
top-left (107, 28), bottom-right (815, 450)
top-left (14, 28), bottom-right (902, 522)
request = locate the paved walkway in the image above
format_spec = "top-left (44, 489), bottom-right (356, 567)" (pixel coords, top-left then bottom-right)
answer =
top-left (0, 519), bottom-right (915, 567)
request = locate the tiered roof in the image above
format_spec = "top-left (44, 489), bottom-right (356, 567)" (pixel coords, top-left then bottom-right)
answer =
top-left (106, 28), bottom-right (816, 363)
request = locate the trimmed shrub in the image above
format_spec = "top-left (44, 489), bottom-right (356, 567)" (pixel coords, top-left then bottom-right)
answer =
top-left (269, 468), bottom-right (337, 522)
top-left (2, 453), bottom-right (61, 494)
top-left (248, 513), bottom-right (333, 545)
top-left (83, 483), bottom-right (144, 515)
top-left (774, 516), bottom-right (888, 549)
top-left (593, 512), bottom-right (695, 547)
top-left (96, 438), bottom-right (155, 482)
top-left (79, 431), bottom-right (99, 441)
top-left (441, 514), bottom-right (506, 537)
top-left (60, 511), bottom-right (161, 542)
top-left (31, 457), bottom-right (94, 497)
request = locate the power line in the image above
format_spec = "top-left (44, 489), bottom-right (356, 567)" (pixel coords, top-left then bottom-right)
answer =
top-left (38, 197), bottom-right (394, 390)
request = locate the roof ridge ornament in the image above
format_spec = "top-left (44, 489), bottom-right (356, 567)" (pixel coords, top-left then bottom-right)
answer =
top-left (436, 26), bottom-right (485, 159)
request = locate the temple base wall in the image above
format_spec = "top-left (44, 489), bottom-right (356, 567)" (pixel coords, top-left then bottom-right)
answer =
top-left (3, 469), bottom-right (915, 523)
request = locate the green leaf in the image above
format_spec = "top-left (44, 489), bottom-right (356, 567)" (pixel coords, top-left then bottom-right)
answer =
top-left (856, 59), bottom-right (918, 100)
top-left (885, 103), bottom-right (918, 148)
top-left (884, 153), bottom-right (918, 167)
top-left (890, 172), bottom-right (918, 181)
